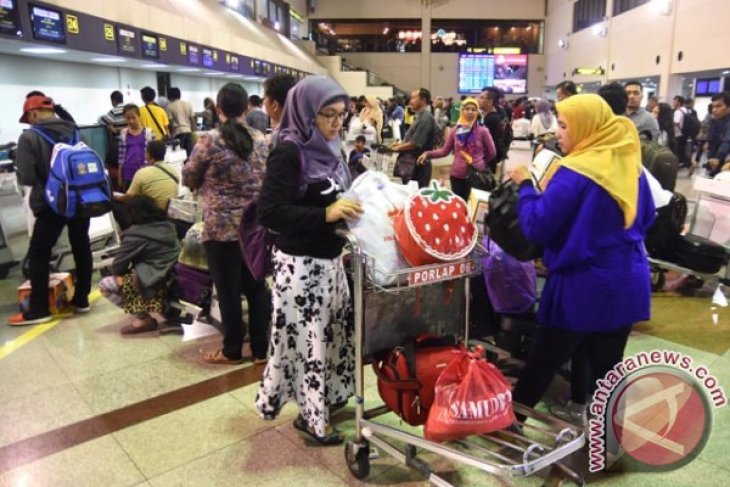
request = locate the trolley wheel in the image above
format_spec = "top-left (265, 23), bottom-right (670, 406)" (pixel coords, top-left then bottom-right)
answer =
top-left (650, 269), bottom-right (665, 292)
top-left (344, 440), bottom-right (371, 480)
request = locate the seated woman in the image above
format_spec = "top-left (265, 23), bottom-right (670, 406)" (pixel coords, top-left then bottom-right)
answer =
top-left (99, 195), bottom-right (180, 334)
top-left (508, 94), bottom-right (655, 422)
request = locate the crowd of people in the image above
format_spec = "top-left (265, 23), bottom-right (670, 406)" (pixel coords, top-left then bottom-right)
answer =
top-left (9, 69), bottom-right (730, 447)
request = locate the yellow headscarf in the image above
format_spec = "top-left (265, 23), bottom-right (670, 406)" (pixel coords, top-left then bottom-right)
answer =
top-left (554, 94), bottom-right (642, 228)
top-left (456, 98), bottom-right (479, 164)
top-left (458, 98), bottom-right (479, 127)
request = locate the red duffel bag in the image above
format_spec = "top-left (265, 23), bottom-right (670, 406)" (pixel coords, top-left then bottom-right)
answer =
top-left (373, 335), bottom-right (463, 426)
top-left (424, 347), bottom-right (516, 442)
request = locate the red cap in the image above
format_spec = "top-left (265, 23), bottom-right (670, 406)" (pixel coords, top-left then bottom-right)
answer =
top-left (19, 95), bottom-right (55, 124)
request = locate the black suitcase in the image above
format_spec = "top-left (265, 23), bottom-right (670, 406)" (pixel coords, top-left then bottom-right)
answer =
top-left (665, 234), bottom-right (728, 274)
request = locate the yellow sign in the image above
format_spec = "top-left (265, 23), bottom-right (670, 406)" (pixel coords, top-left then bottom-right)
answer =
top-left (103, 23), bottom-right (115, 41)
top-left (66, 14), bottom-right (79, 34)
top-left (493, 47), bottom-right (521, 54)
top-left (180, 41), bottom-right (187, 55)
top-left (290, 8), bottom-right (304, 22)
top-left (159, 37), bottom-right (167, 51)
top-left (574, 67), bottom-right (605, 75)
top-left (213, 50), bottom-right (218, 61)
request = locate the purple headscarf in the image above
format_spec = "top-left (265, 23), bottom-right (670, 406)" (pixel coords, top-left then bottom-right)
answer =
top-left (278, 75), bottom-right (351, 192)
top-left (536, 100), bottom-right (553, 130)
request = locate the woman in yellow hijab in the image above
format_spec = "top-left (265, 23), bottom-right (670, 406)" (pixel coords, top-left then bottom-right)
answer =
top-left (417, 98), bottom-right (497, 200)
top-left (507, 94), bottom-right (655, 423)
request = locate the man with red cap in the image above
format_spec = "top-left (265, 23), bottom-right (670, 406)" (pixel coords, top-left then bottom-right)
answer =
top-left (9, 94), bottom-right (93, 326)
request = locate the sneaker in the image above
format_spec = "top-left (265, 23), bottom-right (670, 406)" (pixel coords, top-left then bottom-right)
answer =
top-left (8, 312), bottom-right (53, 326)
top-left (549, 401), bottom-right (588, 427)
top-left (74, 306), bottom-right (91, 314)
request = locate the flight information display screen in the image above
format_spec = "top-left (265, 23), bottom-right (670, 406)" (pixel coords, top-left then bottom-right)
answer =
top-left (202, 48), bottom-right (214, 68)
top-left (141, 33), bottom-right (159, 58)
top-left (0, 0), bottom-right (22, 37)
top-left (188, 44), bottom-right (200, 65)
top-left (458, 54), bottom-right (495, 94)
top-left (29, 4), bottom-right (65, 43)
top-left (117, 27), bottom-right (137, 55)
top-left (458, 53), bottom-right (528, 95)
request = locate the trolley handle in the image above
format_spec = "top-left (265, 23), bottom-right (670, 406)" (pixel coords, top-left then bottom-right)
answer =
top-left (335, 228), bottom-right (362, 257)
top-left (369, 143), bottom-right (394, 154)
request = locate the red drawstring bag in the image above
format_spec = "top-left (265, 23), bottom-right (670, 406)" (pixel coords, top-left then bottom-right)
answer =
top-left (424, 347), bottom-right (516, 442)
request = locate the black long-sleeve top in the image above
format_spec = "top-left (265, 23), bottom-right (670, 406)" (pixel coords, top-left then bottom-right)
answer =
top-left (258, 141), bottom-right (346, 259)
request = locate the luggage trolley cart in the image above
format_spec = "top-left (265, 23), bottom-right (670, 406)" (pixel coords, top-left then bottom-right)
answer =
top-left (338, 230), bottom-right (586, 486)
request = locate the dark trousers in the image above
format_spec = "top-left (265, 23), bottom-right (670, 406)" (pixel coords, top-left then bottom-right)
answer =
top-left (449, 176), bottom-right (471, 201)
top-left (28, 209), bottom-right (92, 314)
top-left (176, 133), bottom-right (193, 157)
top-left (204, 241), bottom-right (270, 360)
top-left (512, 325), bottom-right (632, 414)
top-left (409, 160), bottom-right (432, 188)
top-left (675, 135), bottom-right (689, 166)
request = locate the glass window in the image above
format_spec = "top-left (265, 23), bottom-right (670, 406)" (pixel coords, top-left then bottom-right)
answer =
top-left (262, 0), bottom-right (289, 35)
top-left (613, 0), bottom-right (650, 16)
top-left (573, 0), bottom-right (607, 33)
top-left (219, 0), bottom-right (255, 20)
top-left (308, 19), bottom-right (543, 54)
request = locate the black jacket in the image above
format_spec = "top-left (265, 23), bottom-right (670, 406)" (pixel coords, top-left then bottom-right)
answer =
top-left (112, 221), bottom-right (180, 298)
top-left (16, 117), bottom-right (77, 216)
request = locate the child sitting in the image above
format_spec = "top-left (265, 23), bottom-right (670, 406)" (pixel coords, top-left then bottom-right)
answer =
top-left (99, 195), bottom-right (180, 335)
top-left (348, 135), bottom-right (371, 177)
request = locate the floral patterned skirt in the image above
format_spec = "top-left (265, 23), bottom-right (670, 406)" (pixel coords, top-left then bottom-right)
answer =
top-left (255, 250), bottom-right (355, 438)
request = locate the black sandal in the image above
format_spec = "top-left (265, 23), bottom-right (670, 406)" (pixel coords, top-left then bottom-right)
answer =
top-left (292, 415), bottom-right (344, 445)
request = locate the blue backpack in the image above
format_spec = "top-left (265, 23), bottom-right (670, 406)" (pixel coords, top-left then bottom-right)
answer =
top-left (31, 127), bottom-right (112, 218)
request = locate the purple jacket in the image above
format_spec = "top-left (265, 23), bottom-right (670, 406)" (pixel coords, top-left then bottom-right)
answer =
top-left (426, 125), bottom-right (496, 179)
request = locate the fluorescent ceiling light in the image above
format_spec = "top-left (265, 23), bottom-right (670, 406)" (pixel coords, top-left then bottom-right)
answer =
top-left (204, 71), bottom-right (225, 76)
top-left (226, 74), bottom-right (244, 78)
top-left (723, 70), bottom-right (730, 75)
top-left (141, 63), bottom-right (168, 69)
top-left (20, 47), bottom-right (66, 54)
top-left (177, 67), bottom-right (201, 72)
top-left (91, 57), bottom-right (127, 63)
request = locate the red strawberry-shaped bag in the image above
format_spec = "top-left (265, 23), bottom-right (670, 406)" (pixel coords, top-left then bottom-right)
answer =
top-left (393, 182), bottom-right (478, 267)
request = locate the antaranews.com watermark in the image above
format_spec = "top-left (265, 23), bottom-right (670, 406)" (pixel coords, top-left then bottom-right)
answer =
top-left (588, 349), bottom-right (727, 473)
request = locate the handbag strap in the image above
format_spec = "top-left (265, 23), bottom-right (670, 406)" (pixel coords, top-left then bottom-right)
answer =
top-left (150, 163), bottom-right (179, 184)
top-left (145, 105), bottom-right (167, 138)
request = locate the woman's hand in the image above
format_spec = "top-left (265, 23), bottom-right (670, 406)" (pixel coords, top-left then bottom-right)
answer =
top-left (507, 165), bottom-right (531, 185)
top-left (326, 198), bottom-right (363, 223)
top-left (417, 153), bottom-right (429, 165)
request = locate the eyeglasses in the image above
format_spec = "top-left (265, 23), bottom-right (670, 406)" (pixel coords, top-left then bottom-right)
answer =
top-left (317, 111), bottom-right (347, 124)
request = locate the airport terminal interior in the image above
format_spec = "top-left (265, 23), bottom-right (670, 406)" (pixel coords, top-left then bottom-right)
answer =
top-left (0, 0), bottom-right (729, 485)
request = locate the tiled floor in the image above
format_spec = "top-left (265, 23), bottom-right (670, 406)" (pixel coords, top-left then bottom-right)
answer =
top-left (0, 152), bottom-right (728, 486)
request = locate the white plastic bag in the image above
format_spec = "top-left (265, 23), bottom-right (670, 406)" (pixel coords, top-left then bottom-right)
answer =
top-left (342, 171), bottom-right (416, 285)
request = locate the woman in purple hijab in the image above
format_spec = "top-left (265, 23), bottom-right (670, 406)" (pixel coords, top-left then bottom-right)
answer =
top-left (530, 99), bottom-right (558, 139)
top-left (256, 76), bottom-right (362, 445)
